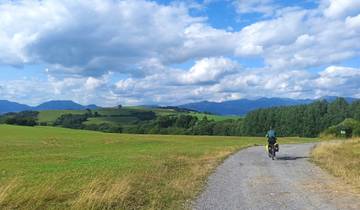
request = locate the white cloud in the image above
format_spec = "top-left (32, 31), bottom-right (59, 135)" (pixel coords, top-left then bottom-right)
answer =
top-left (179, 57), bottom-right (238, 84)
top-left (346, 14), bottom-right (360, 30)
top-left (0, 0), bottom-right (203, 76)
top-left (312, 66), bottom-right (360, 97)
top-left (251, 8), bottom-right (360, 69)
top-left (111, 57), bottom-right (360, 105)
top-left (323, 0), bottom-right (360, 18)
top-left (1, 0), bottom-right (360, 105)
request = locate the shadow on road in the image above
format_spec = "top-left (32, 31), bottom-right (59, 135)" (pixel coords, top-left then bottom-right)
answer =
top-left (276, 156), bottom-right (309, 161)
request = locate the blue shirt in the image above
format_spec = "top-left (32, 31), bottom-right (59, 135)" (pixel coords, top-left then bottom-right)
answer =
top-left (267, 130), bottom-right (276, 138)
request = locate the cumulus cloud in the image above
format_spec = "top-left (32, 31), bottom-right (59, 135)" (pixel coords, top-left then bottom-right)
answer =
top-left (323, 0), bottom-right (360, 18)
top-left (179, 57), bottom-right (238, 84)
top-left (2, 0), bottom-right (359, 74)
top-left (246, 7), bottom-right (360, 69)
top-left (0, 0), bottom-right (203, 76)
top-left (111, 55), bottom-right (360, 105)
top-left (1, 0), bottom-right (360, 105)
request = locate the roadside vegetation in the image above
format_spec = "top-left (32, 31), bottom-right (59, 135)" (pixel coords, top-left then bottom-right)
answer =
top-left (0, 125), bottom-right (318, 210)
top-left (312, 139), bottom-right (360, 191)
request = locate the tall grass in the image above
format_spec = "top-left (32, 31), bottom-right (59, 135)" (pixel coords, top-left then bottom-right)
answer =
top-left (312, 139), bottom-right (360, 191)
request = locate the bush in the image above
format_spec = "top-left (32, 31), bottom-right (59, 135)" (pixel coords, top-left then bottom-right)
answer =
top-left (54, 114), bottom-right (88, 129)
top-left (97, 123), bottom-right (122, 133)
top-left (5, 117), bottom-right (37, 126)
top-left (353, 127), bottom-right (360, 137)
top-left (3, 111), bottom-right (39, 127)
top-left (39, 122), bottom-right (48, 126)
top-left (322, 118), bottom-right (360, 138)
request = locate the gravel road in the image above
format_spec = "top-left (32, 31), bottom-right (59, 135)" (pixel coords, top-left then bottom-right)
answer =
top-left (194, 143), bottom-right (360, 210)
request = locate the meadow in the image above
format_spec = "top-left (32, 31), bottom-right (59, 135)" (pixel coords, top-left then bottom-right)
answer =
top-left (0, 125), bottom-right (317, 210)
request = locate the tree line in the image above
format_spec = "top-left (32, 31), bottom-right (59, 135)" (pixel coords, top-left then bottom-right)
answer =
top-left (52, 112), bottom-right (244, 136)
top-left (0, 111), bottom-right (38, 126)
top-left (242, 98), bottom-right (360, 137)
top-left (1, 98), bottom-right (359, 138)
top-left (123, 115), bottom-right (244, 136)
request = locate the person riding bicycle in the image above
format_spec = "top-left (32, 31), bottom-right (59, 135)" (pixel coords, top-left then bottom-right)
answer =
top-left (266, 126), bottom-right (279, 157)
top-left (266, 126), bottom-right (277, 145)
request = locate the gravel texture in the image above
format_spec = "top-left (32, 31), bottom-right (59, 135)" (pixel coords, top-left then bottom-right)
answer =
top-left (194, 143), bottom-right (360, 210)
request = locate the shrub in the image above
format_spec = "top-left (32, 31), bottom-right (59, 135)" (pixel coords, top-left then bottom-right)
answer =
top-left (3, 111), bottom-right (39, 127)
top-left (322, 118), bottom-right (360, 138)
top-left (54, 114), bottom-right (88, 129)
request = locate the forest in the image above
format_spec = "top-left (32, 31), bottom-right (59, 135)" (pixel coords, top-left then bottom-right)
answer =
top-left (243, 98), bottom-right (360, 137)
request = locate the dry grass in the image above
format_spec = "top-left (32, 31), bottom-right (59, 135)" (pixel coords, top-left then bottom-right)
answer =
top-left (72, 176), bottom-right (131, 210)
top-left (0, 179), bottom-right (18, 206)
top-left (312, 139), bottom-right (360, 191)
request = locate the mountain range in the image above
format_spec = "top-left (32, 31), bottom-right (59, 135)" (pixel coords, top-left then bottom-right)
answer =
top-left (179, 96), bottom-right (358, 116)
top-left (0, 96), bottom-right (358, 116)
top-left (0, 100), bottom-right (99, 114)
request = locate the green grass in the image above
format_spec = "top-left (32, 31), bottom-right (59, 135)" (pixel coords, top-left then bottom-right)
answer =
top-left (38, 110), bottom-right (86, 123)
top-left (189, 112), bottom-right (241, 121)
top-left (0, 125), bottom-right (319, 209)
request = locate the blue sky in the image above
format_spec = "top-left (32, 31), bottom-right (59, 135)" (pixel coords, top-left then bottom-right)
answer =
top-left (0, 0), bottom-right (360, 106)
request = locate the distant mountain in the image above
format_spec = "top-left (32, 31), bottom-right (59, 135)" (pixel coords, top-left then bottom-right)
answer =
top-left (34, 100), bottom-right (86, 111)
top-left (0, 100), bottom-right (31, 114)
top-left (85, 104), bottom-right (100, 110)
top-left (179, 97), bottom-right (358, 116)
top-left (0, 100), bottom-right (100, 114)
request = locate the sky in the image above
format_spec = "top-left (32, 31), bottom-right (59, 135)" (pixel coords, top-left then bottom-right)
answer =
top-left (0, 0), bottom-right (360, 106)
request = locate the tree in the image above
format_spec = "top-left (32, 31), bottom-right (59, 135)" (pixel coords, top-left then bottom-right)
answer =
top-left (3, 111), bottom-right (39, 127)
top-left (350, 100), bottom-right (360, 121)
top-left (54, 114), bottom-right (88, 129)
top-left (325, 98), bottom-right (349, 126)
top-left (94, 111), bottom-right (100, 117)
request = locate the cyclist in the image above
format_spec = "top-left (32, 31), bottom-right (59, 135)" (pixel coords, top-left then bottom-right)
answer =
top-left (266, 126), bottom-right (278, 157)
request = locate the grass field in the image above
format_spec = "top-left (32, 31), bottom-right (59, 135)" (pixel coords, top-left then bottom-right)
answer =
top-left (312, 139), bottom-right (360, 191)
top-left (38, 110), bottom-right (87, 123)
top-left (0, 125), bottom-right (318, 209)
top-left (189, 112), bottom-right (240, 121)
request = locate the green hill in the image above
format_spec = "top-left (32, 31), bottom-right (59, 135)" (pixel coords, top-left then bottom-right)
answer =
top-left (37, 106), bottom-right (240, 126)
top-left (1, 106), bottom-right (243, 136)
top-left (38, 110), bottom-right (87, 123)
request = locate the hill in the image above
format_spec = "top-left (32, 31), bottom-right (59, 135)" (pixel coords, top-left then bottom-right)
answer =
top-left (35, 100), bottom-right (88, 110)
top-left (179, 96), bottom-right (358, 116)
top-left (36, 106), bottom-right (237, 124)
top-left (0, 100), bottom-right (31, 114)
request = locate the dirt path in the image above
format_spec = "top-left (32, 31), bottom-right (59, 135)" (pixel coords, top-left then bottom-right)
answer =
top-left (194, 143), bottom-right (360, 210)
